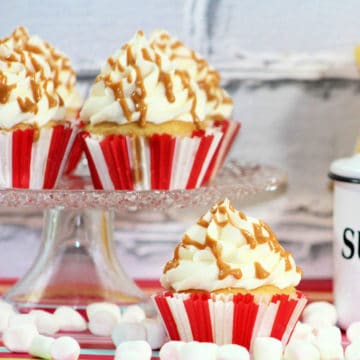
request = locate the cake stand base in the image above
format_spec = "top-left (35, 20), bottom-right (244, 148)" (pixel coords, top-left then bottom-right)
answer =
top-left (3, 208), bottom-right (148, 311)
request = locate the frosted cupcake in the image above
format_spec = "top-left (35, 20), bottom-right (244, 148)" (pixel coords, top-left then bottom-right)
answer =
top-left (3, 26), bottom-right (83, 174)
top-left (150, 30), bottom-right (240, 182)
top-left (0, 32), bottom-right (77, 189)
top-left (80, 31), bottom-right (224, 190)
top-left (153, 199), bottom-right (307, 349)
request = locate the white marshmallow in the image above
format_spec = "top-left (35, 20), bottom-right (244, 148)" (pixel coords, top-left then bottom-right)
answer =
top-left (317, 342), bottom-right (344, 360)
top-left (3, 323), bottom-right (39, 352)
top-left (112, 322), bottom-right (147, 346)
top-left (86, 302), bottom-right (121, 321)
top-left (122, 305), bottom-right (146, 323)
top-left (314, 325), bottom-right (342, 344)
top-left (347, 322), bottom-right (360, 343)
top-left (114, 340), bottom-right (152, 360)
top-left (159, 341), bottom-right (185, 360)
top-left (0, 302), bottom-right (15, 332)
top-left (289, 321), bottom-right (315, 343)
top-left (345, 340), bottom-right (360, 360)
top-left (30, 310), bottom-right (60, 335)
top-left (284, 339), bottom-right (321, 360)
top-left (88, 309), bottom-right (120, 336)
top-left (216, 344), bottom-right (250, 360)
top-left (179, 342), bottom-right (217, 360)
top-left (8, 313), bottom-right (36, 327)
top-left (142, 318), bottom-right (167, 350)
top-left (302, 302), bottom-right (337, 328)
top-left (252, 337), bottom-right (282, 360)
top-left (54, 307), bottom-right (87, 332)
top-left (50, 336), bottom-right (80, 360)
top-left (29, 334), bottom-right (55, 359)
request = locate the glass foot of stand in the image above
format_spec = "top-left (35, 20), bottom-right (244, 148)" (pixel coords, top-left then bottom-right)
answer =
top-left (1, 161), bottom-right (287, 313)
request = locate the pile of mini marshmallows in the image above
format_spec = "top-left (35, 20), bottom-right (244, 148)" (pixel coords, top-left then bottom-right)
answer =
top-left (2, 300), bottom-right (360, 359)
top-left (0, 300), bottom-right (166, 360)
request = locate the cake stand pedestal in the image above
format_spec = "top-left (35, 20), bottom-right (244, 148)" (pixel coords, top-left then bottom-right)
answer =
top-left (1, 161), bottom-right (286, 311)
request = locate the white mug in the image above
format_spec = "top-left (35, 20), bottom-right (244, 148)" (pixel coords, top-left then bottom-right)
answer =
top-left (329, 154), bottom-right (360, 328)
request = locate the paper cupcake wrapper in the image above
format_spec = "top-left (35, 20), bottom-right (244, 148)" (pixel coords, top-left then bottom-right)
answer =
top-left (81, 129), bottom-right (223, 190)
top-left (63, 132), bottom-right (83, 174)
top-left (153, 291), bottom-right (307, 350)
top-left (0, 124), bottom-right (76, 189)
top-left (203, 120), bottom-right (241, 184)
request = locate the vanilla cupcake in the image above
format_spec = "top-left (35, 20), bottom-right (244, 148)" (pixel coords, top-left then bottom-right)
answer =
top-left (3, 26), bottom-right (83, 174)
top-left (150, 30), bottom-right (240, 182)
top-left (80, 31), bottom-right (224, 190)
top-left (153, 199), bottom-right (307, 349)
top-left (0, 33), bottom-right (77, 189)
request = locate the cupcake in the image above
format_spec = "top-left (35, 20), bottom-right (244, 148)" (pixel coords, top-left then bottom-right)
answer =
top-left (153, 199), bottom-right (307, 350)
top-left (150, 30), bottom-right (240, 183)
top-left (80, 30), bottom-right (224, 190)
top-left (0, 29), bottom-right (77, 189)
top-left (2, 26), bottom-right (84, 174)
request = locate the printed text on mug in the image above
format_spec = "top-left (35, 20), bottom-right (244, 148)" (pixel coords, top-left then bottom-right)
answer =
top-left (342, 227), bottom-right (360, 259)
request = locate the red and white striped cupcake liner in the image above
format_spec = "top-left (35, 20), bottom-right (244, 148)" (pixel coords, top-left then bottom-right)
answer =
top-left (202, 119), bottom-right (241, 184)
top-left (153, 291), bottom-right (307, 350)
top-left (81, 128), bottom-right (224, 190)
top-left (0, 123), bottom-right (77, 189)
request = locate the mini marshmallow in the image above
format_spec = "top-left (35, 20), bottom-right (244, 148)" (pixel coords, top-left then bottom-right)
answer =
top-left (347, 322), bottom-right (360, 343)
top-left (0, 302), bottom-right (15, 332)
top-left (252, 337), bottom-right (282, 360)
top-left (112, 322), bottom-right (147, 346)
top-left (86, 302), bottom-right (121, 322)
top-left (8, 313), bottom-right (36, 327)
top-left (30, 310), bottom-right (60, 336)
top-left (54, 306), bottom-right (87, 332)
top-left (29, 334), bottom-right (55, 359)
top-left (289, 321), bottom-right (315, 343)
top-left (302, 301), bottom-right (337, 328)
top-left (316, 342), bottom-right (344, 360)
top-left (122, 305), bottom-right (146, 323)
top-left (3, 323), bottom-right (39, 352)
top-left (179, 342), bottom-right (217, 360)
top-left (216, 344), bottom-right (250, 360)
top-left (88, 309), bottom-right (120, 336)
top-left (345, 340), bottom-right (360, 360)
top-left (314, 325), bottom-right (342, 344)
top-left (115, 340), bottom-right (152, 360)
top-left (142, 318), bottom-right (167, 350)
top-left (284, 339), bottom-right (321, 360)
top-left (159, 341), bottom-right (185, 360)
top-left (50, 336), bottom-right (80, 360)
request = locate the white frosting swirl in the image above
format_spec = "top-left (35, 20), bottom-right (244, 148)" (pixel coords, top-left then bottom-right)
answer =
top-left (80, 31), bottom-right (207, 126)
top-left (161, 198), bottom-right (301, 292)
top-left (0, 42), bottom-right (65, 128)
top-left (150, 30), bottom-right (233, 120)
top-left (2, 27), bottom-right (82, 112)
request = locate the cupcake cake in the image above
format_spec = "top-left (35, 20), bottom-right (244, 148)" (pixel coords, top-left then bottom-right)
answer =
top-left (80, 30), bottom-right (230, 190)
top-left (153, 199), bottom-right (307, 350)
top-left (1, 26), bottom-right (83, 175)
top-left (0, 28), bottom-right (77, 189)
top-left (150, 30), bottom-right (240, 182)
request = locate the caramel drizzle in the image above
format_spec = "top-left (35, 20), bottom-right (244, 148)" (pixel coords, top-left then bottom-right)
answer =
top-left (164, 199), bottom-right (299, 282)
top-left (175, 69), bottom-right (199, 127)
top-left (130, 135), bottom-right (143, 184)
top-left (154, 53), bottom-right (175, 103)
top-left (17, 97), bottom-right (37, 113)
top-left (164, 234), bottom-right (242, 281)
top-left (0, 72), bottom-right (16, 104)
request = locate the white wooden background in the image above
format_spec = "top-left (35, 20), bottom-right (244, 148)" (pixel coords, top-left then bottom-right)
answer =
top-left (0, 0), bottom-right (360, 280)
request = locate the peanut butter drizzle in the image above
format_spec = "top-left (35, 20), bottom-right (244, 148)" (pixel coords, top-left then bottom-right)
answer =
top-left (154, 53), bottom-right (175, 103)
top-left (17, 97), bottom-right (38, 113)
top-left (0, 72), bottom-right (16, 104)
top-left (254, 262), bottom-right (270, 279)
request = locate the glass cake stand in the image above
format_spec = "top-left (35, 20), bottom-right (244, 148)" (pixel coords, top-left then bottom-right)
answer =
top-left (1, 161), bottom-right (286, 312)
